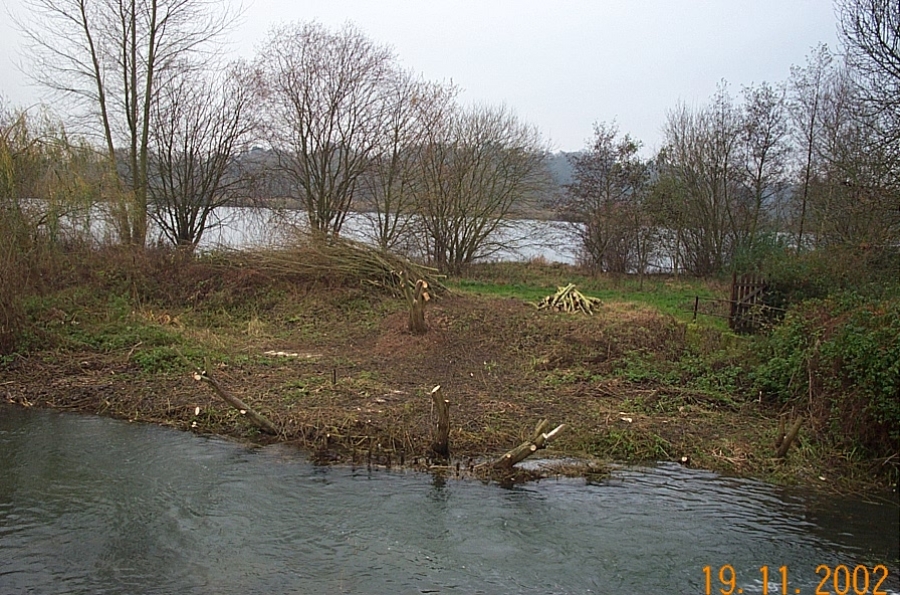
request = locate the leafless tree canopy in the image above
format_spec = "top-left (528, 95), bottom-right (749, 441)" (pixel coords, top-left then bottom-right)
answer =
top-left (738, 81), bottom-right (790, 248)
top-left (788, 44), bottom-right (834, 252)
top-left (18, 0), bottom-right (236, 246)
top-left (148, 62), bottom-right (255, 249)
top-left (656, 85), bottom-right (744, 275)
top-left (256, 22), bottom-right (396, 239)
top-left (413, 103), bottom-right (548, 273)
top-left (838, 0), bottom-right (900, 113)
top-left (359, 74), bottom-right (458, 252)
top-left (251, 22), bottom-right (548, 269)
top-left (564, 122), bottom-right (651, 273)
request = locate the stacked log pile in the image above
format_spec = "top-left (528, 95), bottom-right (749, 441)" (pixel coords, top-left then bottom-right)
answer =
top-left (536, 284), bottom-right (602, 315)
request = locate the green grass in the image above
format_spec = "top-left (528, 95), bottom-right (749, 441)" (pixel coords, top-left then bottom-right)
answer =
top-left (448, 278), bottom-right (552, 302)
top-left (448, 262), bottom-right (726, 323)
top-left (20, 288), bottom-right (227, 374)
top-left (580, 428), bottom-right (673, 461)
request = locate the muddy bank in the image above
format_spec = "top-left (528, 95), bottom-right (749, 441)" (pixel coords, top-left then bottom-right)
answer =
top-left (3, 283), bottom-right (893, 494)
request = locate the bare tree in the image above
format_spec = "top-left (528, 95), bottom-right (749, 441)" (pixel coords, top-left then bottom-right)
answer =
top-left (657, 83), bottom-right (743, 275)
top-left (837, 0), bottom-right (900, 124)
top-left (836, 0), bottom-right (900, 248)
top-left (147, 62), bottom-right (255, 249)
top-left (738, 81), bottom-right (790, 251)
top-left (788, 44), bottom-right (834, 252)
top-left (18, 0), bottom-right (236, 247)
top-left (359, 74), bottom-right (457, 252)
top-left (564, 121), bottom-right (650, 273)
top-left (412, 103), bottom-right (547, 274)
top-left (256, 22), bottom-right (396, 240)
top-left (813, 64), bottom-right (900, 247)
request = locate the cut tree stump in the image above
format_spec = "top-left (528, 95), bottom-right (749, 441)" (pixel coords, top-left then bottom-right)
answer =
top-left (430, 385), bottom-right (450, 459)
top-left (193, 364), bottom-right (279, 435)
top-left (399, 271), bottom-right (430, 335)
top-left (493, 419), bottom-right (566, 470)
top-left (774, 416), bottom-right (802, 459)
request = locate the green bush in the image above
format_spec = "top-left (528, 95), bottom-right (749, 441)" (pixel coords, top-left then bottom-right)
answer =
top-left (753, 294), bottom-right (900, 457)
top-left (761, 245), bottom-right (900, 308)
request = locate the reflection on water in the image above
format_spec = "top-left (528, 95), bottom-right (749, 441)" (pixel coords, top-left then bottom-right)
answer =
top-left (1, 406), bottom-right (897, 594)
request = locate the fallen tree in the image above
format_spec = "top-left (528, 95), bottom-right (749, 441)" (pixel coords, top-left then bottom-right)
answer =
top-left (193, 364), bottom-right (279, 435)
top-left (493, 419), bottom-right (566, 470)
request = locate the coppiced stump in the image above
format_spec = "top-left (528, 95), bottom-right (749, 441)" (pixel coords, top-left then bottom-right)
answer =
top-left (430, 385), bottom-right (450, 459)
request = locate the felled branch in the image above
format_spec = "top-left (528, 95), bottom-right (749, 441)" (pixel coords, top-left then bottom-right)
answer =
top-left (536, 284), bottom-right (602, 315)
top-left (193, 366), bottom-right (279, 435)
top-left (493, 418), bottom-right (566, 470)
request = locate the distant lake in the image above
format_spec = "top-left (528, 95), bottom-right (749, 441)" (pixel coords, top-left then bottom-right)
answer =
top-left (196, 207), bottom-right (579, 265)
top-left (50, 202), bottom-right (681, 271)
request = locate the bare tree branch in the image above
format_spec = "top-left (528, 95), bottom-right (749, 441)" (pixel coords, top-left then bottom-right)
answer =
top-left (17, 0), bottom-right (238, 247)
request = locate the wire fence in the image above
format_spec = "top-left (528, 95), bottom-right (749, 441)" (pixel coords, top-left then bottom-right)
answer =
top-left (688, 273), bottom-right (787, 332)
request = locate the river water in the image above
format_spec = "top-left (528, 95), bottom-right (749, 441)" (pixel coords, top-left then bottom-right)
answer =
top-left (1, 406), bottom-right (897, 595)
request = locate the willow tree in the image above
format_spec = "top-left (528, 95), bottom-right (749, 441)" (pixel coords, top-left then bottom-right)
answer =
top-left (413, 103), bottom-right (548, 273)
top-left (657, 84), bottom-right (743, 276)
top-left (738, 82), bottom-right (789, 251)
top-left (837, 0), bottom-right (900, 127)
top-left (359, 74), bottom-right (458, 252)
top-left (255, 22), bottom-right (397, 240)
top-left (148, 63), bottom-right (255, 249)
top-left (19, 0), bottom-right (236, 247)
top-left (836, 0), bottom-right (900, 247)
top-left (564, 121), bottom-right (651, 273)
top-left (788, 44), bottom-right (834, 253)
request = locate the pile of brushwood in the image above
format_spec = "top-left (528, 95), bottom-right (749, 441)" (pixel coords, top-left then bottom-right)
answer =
top-left (536, 283), bottom-right (602, 315)
top-left (226, 233), bottom-right (445, 297)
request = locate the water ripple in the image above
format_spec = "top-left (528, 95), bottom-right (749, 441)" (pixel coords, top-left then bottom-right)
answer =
top-left (1, 406), bottom-right (897, 595)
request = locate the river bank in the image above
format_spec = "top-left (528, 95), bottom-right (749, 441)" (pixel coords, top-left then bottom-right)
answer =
top-left (1, 251), bottom-right (896, 494)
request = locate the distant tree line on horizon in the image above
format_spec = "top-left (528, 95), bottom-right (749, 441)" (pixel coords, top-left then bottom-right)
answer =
top-left (1, 0), bottom-right (897, 280)
top-left (562, 5), bottom-right (899, 278)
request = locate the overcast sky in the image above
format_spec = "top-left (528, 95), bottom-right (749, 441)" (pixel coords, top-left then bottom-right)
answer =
top-left (2, 0), bottom-right (840, 154)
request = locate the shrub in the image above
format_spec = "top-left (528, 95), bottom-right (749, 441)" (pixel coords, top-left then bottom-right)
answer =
top-left (0, 203), bottom-right (36, 355)
top-left (761, 244), bottom-right (900, 308)
top-left (753, 293), bottom-right (900, 458)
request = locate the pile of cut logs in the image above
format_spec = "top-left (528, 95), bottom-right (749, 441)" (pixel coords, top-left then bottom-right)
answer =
top-left (536, 283), bottom-right (602, 315)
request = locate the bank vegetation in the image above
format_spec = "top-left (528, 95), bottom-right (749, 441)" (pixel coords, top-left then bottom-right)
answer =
top-left (1, 0), bottom-right (897, 489)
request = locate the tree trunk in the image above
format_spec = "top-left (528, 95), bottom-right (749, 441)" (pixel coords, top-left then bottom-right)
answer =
top-left (493, 419), bottom-right (566, 470)
top-left (430, 385), bottom-right (450, 459)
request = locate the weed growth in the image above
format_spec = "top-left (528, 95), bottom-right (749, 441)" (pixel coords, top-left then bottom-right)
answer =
top-left (753, 293), bottom-right (900, 460)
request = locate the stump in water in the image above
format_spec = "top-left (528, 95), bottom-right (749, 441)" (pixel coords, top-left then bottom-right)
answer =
top-left (493, 419), bottom-right (566, 470)
top-left (430, 385), bottom-right (450, 459)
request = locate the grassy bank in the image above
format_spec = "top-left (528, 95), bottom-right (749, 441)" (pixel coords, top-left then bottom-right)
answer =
top-left (1, 249), bottom-right (897, 492)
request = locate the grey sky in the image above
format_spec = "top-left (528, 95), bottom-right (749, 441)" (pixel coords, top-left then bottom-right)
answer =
top-left (1, 0), bottom-right (839, 153)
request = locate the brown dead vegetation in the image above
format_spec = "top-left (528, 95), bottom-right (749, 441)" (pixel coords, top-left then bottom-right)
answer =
top-left (1, 249), bottom-right (892, 491)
